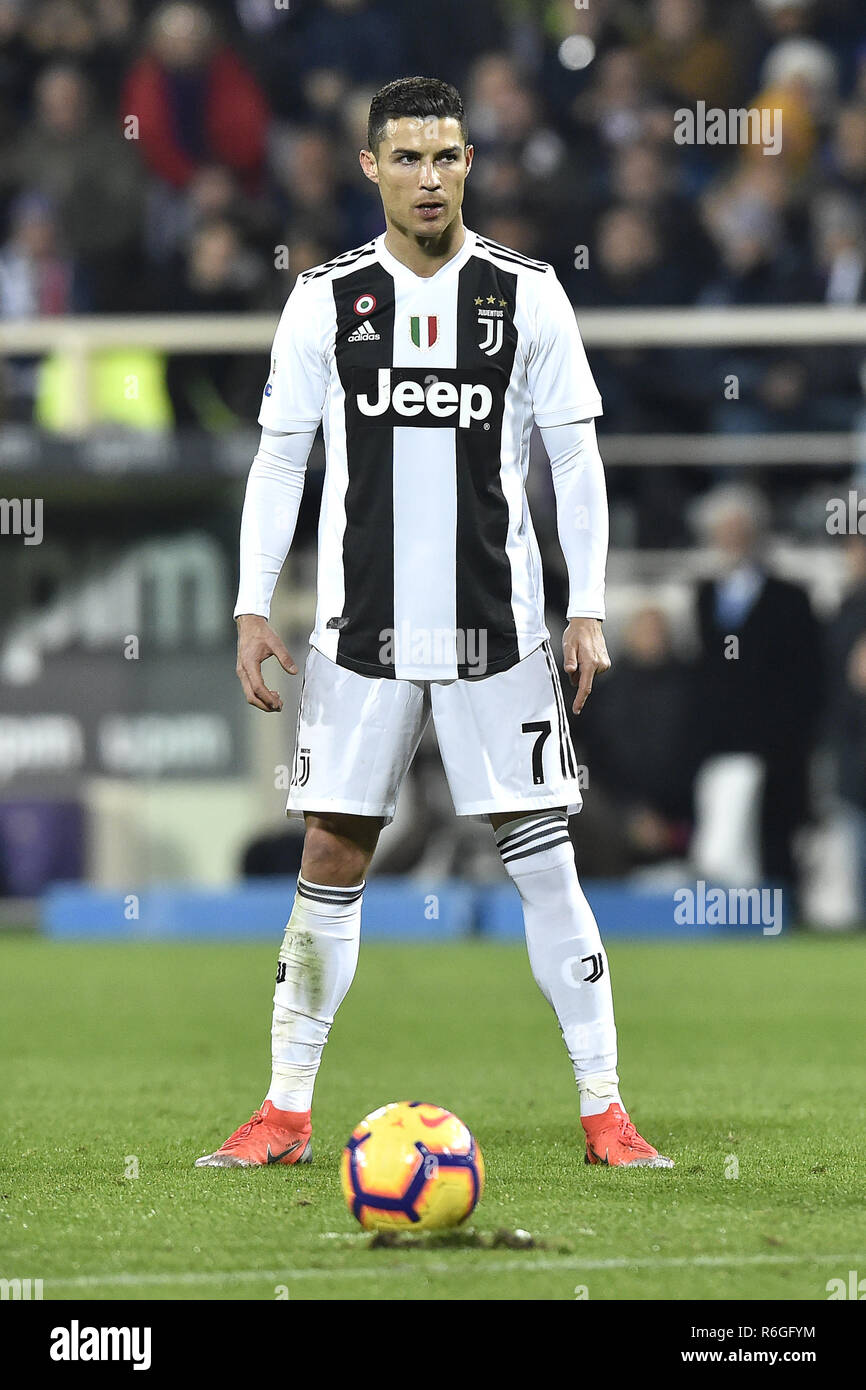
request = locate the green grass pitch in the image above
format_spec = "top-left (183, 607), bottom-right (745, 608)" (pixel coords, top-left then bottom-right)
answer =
top-left (1, 933), bottom-right (864, 1301)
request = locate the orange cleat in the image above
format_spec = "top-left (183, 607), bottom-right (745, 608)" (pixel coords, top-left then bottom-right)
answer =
top-left (195, 1099), bottom-right (313, 1168)
top-left (582, 1102), bottom-right (674, 1168)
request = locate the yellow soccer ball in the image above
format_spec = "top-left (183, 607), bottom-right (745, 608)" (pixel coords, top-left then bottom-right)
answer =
top-left (341, 1101), bottom-right (484, 1232)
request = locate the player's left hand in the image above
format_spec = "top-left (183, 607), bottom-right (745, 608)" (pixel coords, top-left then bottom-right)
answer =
top-left (563, 616), bottom-right (611, 715)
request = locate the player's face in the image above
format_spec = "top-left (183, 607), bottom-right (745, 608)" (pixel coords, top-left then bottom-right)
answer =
top-left (361, 116), bottom-right (473, 237)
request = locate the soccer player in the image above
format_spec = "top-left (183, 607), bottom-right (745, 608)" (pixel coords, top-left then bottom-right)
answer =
top-left (197, 77), bottom-right (673, 1170)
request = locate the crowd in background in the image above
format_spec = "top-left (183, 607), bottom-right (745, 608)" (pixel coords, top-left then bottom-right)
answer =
top-left (1, 0), bottom-right (866, 438)
top-left (2, 1), bottom-right (866, 914)
top-left (366, 483), bottom-right (866, 921)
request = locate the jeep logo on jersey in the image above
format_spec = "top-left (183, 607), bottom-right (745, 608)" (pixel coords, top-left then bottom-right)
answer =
top-left (353, 369), bottom-right (497, 430)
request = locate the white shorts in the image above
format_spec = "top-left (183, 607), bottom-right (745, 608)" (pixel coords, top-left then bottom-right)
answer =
top-left (286, 641), bottom-right (582, 825)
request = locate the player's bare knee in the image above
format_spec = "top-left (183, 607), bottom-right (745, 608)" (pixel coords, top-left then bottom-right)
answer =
top-left (301, 812), bottom-right (380, 885)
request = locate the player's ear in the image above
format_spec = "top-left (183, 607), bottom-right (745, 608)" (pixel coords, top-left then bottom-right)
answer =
top-left (464, 144), bottom-right (474, 176)
top-left (359, 148), bottom-right (379, 184)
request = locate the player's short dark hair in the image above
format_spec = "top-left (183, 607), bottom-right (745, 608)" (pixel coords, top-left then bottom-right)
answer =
top-left (366, 76), bottom-right (467, 153)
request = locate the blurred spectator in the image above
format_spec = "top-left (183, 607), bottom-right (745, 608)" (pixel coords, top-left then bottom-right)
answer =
top-left (270, 126), bottom-right (379, 255)
top-left (834, 631), bottom-right (866, 920)
top-left (795, 194), bottom-right (866, 426)
top-left (578, 202), bottom-right (700, 516)
top-left (0, 191), bottom-right (73, 318)
top-left (573, 46), bottom-right (669, 152)
top-left (853, 41), bottom-right (866, 105)
top-left (0, 191), bottom-right (77, 418)
top-left (813, 194), bottom-right (865, 305)
top-left (605, 139), bottom-right (716, 298)
top-left (163, 218), bottom-right (267, 428)
top-left (535, 0), bottom-right (634, 135)
top-left (263, 0), bottom-right (410, 127)
top-left (468, 52), bottom-right (570, 185)
top-left (691, 485), bottom-right (823, 903)
top-left (826, 536), bottom-right (866, 919)
top-left (824, 104), bottom-right (866, 201)
top-left (0, 0), bottom-right (36, 135)
top-left (747, 35), bottom-right (838, 175)
top-left (578, 606), bottom-right (698, 869)
top-left (468, 51), bottom-right (535, 145)
top-left (0, 62), bottom-right (142, 309)
top-left (122, 2), bottom-right (268, 193)
top-left (827, 534), bottom-right (866, 698)
top-left (465, 51), bottom-right (578, 260)
top-left (401, 0), bottom-right (505, 91)
top-left (24, 0), bottom-right (135, 96)
top-left (640, 0), bottom-right (737, 108)
top-left (700, 164), bottom-right (810, 305)
top-left (299, 0), bottom-right (408, 89)
top-left (699, 164), bottom-right (823, 434)
top-left (143, 158), bottom-right (282, 273)
top-left (754, 0), bottom-right (818, 44)
top-left (582, 204), bottom-right (690, 308)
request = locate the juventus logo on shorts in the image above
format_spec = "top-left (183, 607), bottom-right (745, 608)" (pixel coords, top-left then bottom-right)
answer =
top-left (581, 952), bottom-right (605, 983)
top-left (292, 747), bottom-right (311, 787)
top-left (276, 961), bottom-right (287, 984)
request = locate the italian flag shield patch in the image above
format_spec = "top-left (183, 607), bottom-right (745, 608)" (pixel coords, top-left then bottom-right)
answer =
top-left (409, 315), bottom-right (438, 349)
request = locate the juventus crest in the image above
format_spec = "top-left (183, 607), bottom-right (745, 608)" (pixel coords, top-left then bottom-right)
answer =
top-left (292, 747), bottom-right (311, 787)
top-left (478, 316), bottom-right (504, 355)
top-left (476, 297), bottom-right (507, 356)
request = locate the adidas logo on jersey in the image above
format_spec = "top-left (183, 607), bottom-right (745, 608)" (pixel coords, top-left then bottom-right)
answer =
top-left (348, 319), bottom-right (380, 343)
top-left (354, 368), bottom-right (495, 430)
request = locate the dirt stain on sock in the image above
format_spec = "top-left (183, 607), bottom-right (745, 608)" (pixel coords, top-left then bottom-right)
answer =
top-left (279, 928), bottom-right (326, 1015)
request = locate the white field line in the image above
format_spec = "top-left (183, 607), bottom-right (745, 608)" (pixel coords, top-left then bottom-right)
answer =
top-left (44, 1251), bottom-right (866, 1291)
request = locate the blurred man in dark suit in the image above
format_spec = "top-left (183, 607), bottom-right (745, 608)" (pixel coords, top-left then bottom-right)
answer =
top-left (692, 485), bottom-right (823, 908)
top-left (827, 535), bottom-right (866, 919)
top-left (578, 605), bottom-right (698, 871)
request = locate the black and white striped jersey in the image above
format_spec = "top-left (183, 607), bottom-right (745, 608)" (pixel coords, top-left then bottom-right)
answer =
top-left (259, 227), bottom-right (602, 681)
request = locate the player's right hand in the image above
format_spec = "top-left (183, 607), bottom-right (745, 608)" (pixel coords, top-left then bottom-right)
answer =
top-left (235, 613), bottom-right (298, 712)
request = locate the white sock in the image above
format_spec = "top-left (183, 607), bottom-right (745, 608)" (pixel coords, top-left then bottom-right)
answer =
top-left (495, 813), bottom-right (622, 1117)
top-left (266, 874), bottom-right (363, 1113)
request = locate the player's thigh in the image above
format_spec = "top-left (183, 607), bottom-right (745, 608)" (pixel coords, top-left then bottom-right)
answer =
top-left (286, 646), bottom-right (429, 826)
top-left (431, 641), bottom-right (582, 818)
